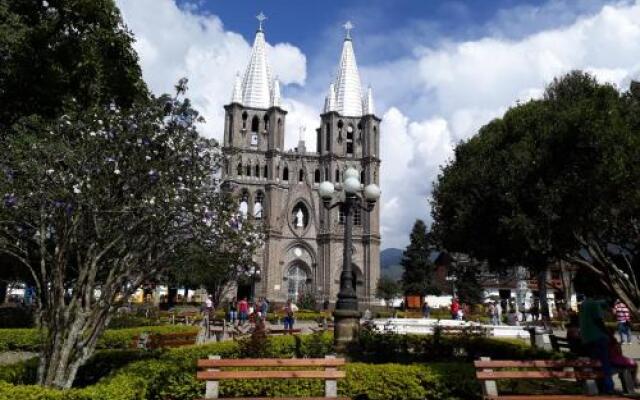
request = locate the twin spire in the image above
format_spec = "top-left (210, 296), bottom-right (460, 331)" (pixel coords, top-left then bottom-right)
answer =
top-left (231, 15), bottom-right (374, 117)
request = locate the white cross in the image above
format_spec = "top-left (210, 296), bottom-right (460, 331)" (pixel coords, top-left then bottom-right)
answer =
top-left (343, 21), bottom-right (354, 39)
top-left (256, 12), bottom-right (267, 31)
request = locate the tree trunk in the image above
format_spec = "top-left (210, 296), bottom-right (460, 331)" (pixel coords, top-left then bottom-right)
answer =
top-left (0, 281), bottom-right (7, 304)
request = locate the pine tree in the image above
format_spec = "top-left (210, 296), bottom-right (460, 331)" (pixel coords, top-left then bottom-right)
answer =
top-left (401, 220), bottom-right (438, 296)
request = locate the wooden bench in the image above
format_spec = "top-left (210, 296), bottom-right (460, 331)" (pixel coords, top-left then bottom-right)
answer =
top-left (196, 355), bottom-right (349, 399)
top-left (474, 357), bottom-right (635, 399)
top-left (131, 331), bottom-right (198, 349)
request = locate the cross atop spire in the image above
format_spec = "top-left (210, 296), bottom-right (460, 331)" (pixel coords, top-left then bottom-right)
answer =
top-left (256, 12), bottom-right (267, 32)
top-left (343, 21), bottom-right (353, 40)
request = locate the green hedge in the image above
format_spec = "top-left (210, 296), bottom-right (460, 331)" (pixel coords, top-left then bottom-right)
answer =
top-left (1, 332), bottom-right (557, 399)
top-left (0, 333), bottom-right (484, 399)
top-left (0, 325), bottom-right (199, 352)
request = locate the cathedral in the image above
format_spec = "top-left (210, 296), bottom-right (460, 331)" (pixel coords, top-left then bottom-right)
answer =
top-left (221, 18), bottom-right (381, 307)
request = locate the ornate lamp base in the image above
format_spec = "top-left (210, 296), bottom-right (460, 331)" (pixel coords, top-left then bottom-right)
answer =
top-left (333, 309), bottom-right (361, 352)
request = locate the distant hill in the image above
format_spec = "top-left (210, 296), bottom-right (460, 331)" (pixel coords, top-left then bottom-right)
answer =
top-left (380, 248), bottom-right (403, 281)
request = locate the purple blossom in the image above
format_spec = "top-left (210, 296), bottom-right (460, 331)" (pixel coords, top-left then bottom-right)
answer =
top-left (3, 193), bottom-right (17, 208)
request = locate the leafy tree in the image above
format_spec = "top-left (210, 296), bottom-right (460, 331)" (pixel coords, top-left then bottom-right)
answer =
top-left (0, 0), bottom-right (147, 129)
top-left (0, 80), bottom-right (257, 388)
top-left (450, 262), bottom-right (484, 305)
top-left (376, 276), bottom-right (401, 309)
top-left (401, 220), bottom-right (438, 296)
top-left (169, 236), bottom-right (262, 308)
top-left (432, 71), bottom-right (640, 317)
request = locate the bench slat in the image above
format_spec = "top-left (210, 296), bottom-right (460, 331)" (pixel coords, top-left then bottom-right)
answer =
top-left (198, 397), bottom-right (350, 400)
top-left (474, 360), bottom-right (601, 368)
top-left (486, 396), bottom-right (628, 400)
top-left (476, 370), bottom-right (601, 380)
top-left (197, 370), bottom-right (346, 380)
top-left (198, 358), bottom-right (345, 368)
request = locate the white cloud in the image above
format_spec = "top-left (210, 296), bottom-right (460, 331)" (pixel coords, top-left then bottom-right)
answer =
top-left (118, 0), bottom-right (640, 250)
top-left (369, 2), bottom-right (640, 248)
top-left (116, 0), bottom-right (307, 139)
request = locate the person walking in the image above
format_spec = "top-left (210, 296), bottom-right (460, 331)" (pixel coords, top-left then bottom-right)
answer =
top-left (422, 301), bottom-right (431, 319)
top-left (488, 303), bottom-right (498, 325)
top-left (450, 298), bottom-right (460, 320)
top-left (613, 299), bottom-right (632, 344)
top-left (580, 295), bottom-right (614, 393)
top-left (259, 298), bottom-right (269, 322)
top-left (228, 299), bottom-right (238, 324)
top-left (238, 297), bottom-right (249, 326)
top-left (282, 299), bottom-right (298, 332)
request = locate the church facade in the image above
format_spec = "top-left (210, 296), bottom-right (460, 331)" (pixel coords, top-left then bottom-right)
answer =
top-left (221, 20), bottom-right (381, 307)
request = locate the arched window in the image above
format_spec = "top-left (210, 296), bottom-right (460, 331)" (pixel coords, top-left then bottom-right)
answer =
top-left (286, 264), bottom-right (308, 301)
top-left (298, 169), bottom-right (304, 183)
top-left (239, 190), bottom-right (249, 220)
top-left (242, 112), bottom-right (248, 129)
top-left (254, 165), bottom-right (260, 177)
top-left (246, 164), bottom-right (251, 177)
top-left (360, 170), bottom-right (365, 184)
top-left (325, 167), bottom-right (329, 181)
top-left (277, 118), bottom-right (283, 138)
top-left (251, 115), bottom-right (259, 133)
top-left (314, 169), bottom-right (320, 183)
top-left (373, 126), bottom-right (378, 156)
top-left (237, 163), bottom-right (243, 176)
top-left (335, 169), bottom-right (340, 182)
top-left (283, 166), bottom-right (289, 181)
top-left (254, 191), bottom-right (264, 220)
top-left (325, 123), bottom-right (331, 151)
top-left (346, 125), bottom-right (354, 155)
top-left (263, 165), bottom-right (268, 179)
top-left (263, 114), bottom-right (270, 132)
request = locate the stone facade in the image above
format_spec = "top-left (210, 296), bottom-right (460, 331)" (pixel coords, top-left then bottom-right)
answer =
top-left (220, 25), bottom-right (381, 307)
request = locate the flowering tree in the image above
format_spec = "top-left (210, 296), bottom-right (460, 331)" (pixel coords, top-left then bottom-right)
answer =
top-left (0, 80), bottom-right (258, 388)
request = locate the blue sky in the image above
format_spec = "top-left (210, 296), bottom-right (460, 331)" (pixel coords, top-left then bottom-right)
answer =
top-left (117, 0), bottom-right (640, 249)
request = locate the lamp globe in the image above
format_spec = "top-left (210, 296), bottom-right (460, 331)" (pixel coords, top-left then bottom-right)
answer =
top-left (318, 181), bottom-right (335, 199)
top-left (364, 184), bottom-right (381, 201)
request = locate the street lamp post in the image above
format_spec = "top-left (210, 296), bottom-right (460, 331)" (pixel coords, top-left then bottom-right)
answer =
top-left (318, 167), bottom-right (380, 351)
top-left (445, 274), bottom-right (458, 298)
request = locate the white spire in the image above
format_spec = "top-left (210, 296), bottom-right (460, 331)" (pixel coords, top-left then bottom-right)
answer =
top-left (240, 13), bottom-right (273, 109)
top-left (231, 72), bottom-right (243, 104)
top-left (324, 83), bottom-right (337, 113)
top-left (363, 86), bottom-right (375, 115)
top-left (333, 22), bottom-right (364, 117)
top-left (271, 77), bottom-right (281, 108)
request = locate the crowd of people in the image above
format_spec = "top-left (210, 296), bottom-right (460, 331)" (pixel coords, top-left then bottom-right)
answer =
top-left (202, 296), bottom-right (299, 331)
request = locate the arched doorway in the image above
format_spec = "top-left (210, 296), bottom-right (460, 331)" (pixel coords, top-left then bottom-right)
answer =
top-left (286, 264), bottom-right (308, 301)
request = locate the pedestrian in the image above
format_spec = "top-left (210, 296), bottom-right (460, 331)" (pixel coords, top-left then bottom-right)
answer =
top-left (579, 295), bottom-right (614, 393)
top-left (488, 303), bottom-right (497, 325)
top-left (450, 298), bottom-right (460, 320)
top-left (204, 295), bottom-right (214, 317)
top-left (228, 299), bottom-right (238, 324)
top-left (282, 299), bottom-right (298, 332)
top-left (607, 328), bottom-right (638, 385)
top-left (495, 302), bottom-right (502, 325)
top-left (422, 301), bottom-right (431, 319)
top-left (260, 297), bottom-right (269, 322)
top-left (238, 297), bottom-right (249, 325)
top-left (613, 299), bottom-right (632, 344)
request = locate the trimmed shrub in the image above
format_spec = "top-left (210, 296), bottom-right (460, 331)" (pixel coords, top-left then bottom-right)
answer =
top-left (0, 325), bottom-right (199, 352)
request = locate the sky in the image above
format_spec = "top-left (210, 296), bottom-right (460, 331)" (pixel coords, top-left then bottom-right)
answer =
top-left (116, 0), bottom-right (640, 249)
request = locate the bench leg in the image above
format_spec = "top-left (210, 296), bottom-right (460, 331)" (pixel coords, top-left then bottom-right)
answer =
top-left (479, 357), bottom-right (498, 398)
top-left (325, 355), bottom-right (338, 398)
top-left (205, 355), bottom-right (220, 399)
top-left (619, 369), bottom-right (636, 394)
